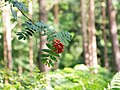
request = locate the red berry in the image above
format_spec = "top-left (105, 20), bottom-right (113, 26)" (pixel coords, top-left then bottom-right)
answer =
top-left (53, 39), bottom-right (64, 54)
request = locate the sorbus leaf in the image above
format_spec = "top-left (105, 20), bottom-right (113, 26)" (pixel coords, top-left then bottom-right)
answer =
top-left (42, 49), bottom-right (60, 57)
top-left (46, 43), bottom-right (54, 50)
top-left (41, 54), bottom-right (49, 57)
top-left (50, 55), bottom-right (57, 62)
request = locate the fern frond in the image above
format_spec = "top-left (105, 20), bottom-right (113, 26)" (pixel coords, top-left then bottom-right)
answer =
top-left (108, 72), bottom-right (120, 89)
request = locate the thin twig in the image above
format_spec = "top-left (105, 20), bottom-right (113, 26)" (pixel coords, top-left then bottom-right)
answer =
top-left (18, 8), bottom-right (35, 24)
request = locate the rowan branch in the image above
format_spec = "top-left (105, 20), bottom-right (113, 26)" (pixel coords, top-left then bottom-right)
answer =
top-left (18, 8), bottom-right (35, 24)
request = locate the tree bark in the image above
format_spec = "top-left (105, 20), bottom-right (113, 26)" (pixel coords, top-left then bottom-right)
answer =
top-left (52, 0), bottom-right (59, 70)
top-left (38, 0), bottom-right (50, 72)
top-left (2, 2), bottom-right (12, 84)
top-left (2, 4), bottom-right (12, 70)
top-left (28, 0), bottom-right (34, 75)
top-left (107, 0), bottom-right (120, 71)
top-left (17, 12), bottom-right (23, 75)
top-left (101, 0), bottom-right (109, 69)
top-left (80, 0), bottom-right (89, 67)
top-left (54, 0), bottom-right (59, 24)
top-left (88, 0), bottom-right (98, 72)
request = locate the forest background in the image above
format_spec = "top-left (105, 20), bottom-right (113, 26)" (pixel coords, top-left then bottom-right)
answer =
top-left (0, 0), bottom-right (120, 90)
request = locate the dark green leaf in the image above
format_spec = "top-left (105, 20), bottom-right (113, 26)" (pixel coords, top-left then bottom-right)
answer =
top-left (25, 28), bottom-right (35, 34)
top-left (18, 35), bottom-right (23, 40)
top-left (42, 49), bottom-right (60, 57)
top-left (23, 36), bottom-right (26, 40)
top-left (46, 44), bottom-right (54, 50)
top-left (16, 32), bottom-right (23, 35)
top-left (50, 55), bottom-right (57, 62)
top-left (11, 7), bottom-right (17, 19)
top-left (41, 58), bottom-right (48, 62)
top-left (26, 31), bottom-right (33, 36)
top-left (41, 54), bottom-right (49, 57)
top-left (48, 60), bottom-right (54, 67)
top-left (12, 1), bottom-right (28, 12)
top-left (23, 32), bottom-right (29, 38)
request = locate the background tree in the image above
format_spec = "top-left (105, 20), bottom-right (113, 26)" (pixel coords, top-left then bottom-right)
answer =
top-left (88, 0), bottom-right (98, 72)
top-left (37, 0), bottom-right (50, 72)
top-left (17, 11), bottom-right (23, 75)
top-left (101, 0), bottom-right (109, 69)
top-left (2, 2), bottom-right (12, 70)
top-left (80, 0), bottom-right (89, 67)
top-left (52, 0), bottom-right (59, 70)
top-left (28, 0), bottom-right (33, 75)
top-left (107, 0), bottom-right (120, 71)
top-left (2, 1), bottom-right (12, 84)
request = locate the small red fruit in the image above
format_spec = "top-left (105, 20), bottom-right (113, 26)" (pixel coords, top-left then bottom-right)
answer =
top-left (53, 39), bottom-right (64, 54)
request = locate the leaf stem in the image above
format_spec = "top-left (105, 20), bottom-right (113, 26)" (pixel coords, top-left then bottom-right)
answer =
top-left (18, 8), bottom-right (35, 24)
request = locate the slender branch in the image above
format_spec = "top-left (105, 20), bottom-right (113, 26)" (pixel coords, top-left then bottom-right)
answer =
top-left (18, 8), bottom-right (35, 24)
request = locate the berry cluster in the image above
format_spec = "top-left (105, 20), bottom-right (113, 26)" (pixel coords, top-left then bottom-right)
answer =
top-left (53, 39), bottom-right (64, 54)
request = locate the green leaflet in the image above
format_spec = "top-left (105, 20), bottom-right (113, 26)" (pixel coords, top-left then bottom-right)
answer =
top-left (61, 31), bottom-right (71, 42)
top-left (47, 35), bottom-right (55, 42)
top-left (16, 32), bottom-right (23, 36)
top-left (12, 1), bottom-right (28, 13)
top-left (50, 55), bottom-right (57, 62)
top-left (41, 58), bottom-right (48, 64)
top-left (18, 35), bottom-right (24, 40)
top-left (26, 31), bottom-right (33, 36)
top-left (41, 54), bottom-right (49, 57)
top-left (22, 32), bottom-right (29, 38)
top-left (46, 43), bottom-right (54, 50)
top-left (56, 31), bottom-right (71, 46)
top-left (42, 49), bottom-right (60, 57)
top-left (17, 34), bottom-right (26, 40)
top-left (56, 33), bottom-right (67, 46)
top-left (11, 7), bottom-right (17, 19)
top-left (25, 28), bottom-right (35, 34)
top-left (48, 60), bottom-right (54, 67)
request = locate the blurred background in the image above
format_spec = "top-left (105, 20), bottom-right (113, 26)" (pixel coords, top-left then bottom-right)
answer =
top-left (0, 0), bottom-right (120, 89)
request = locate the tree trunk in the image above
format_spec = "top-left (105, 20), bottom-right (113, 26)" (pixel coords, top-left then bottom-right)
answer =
top-left (2, 3), bottom-right (12, 84)
top-left (54, 0), bottom-right (59, 24)
top-left (88, 0), bottom-right (98, 72)
top-left (17, 12), bottom-right (23, 75)
top-left (107, 0), bottom-right (120, 71)
top-left (52, 0), bottom-right (59, 70)
top-left (28, 0), bottom-right (34, 75)
top-left (101, 0), bottom-right (109, 69)
top-left (38, 0), bottom-right (50, 72)
top-left (2, 4), bottom-right (12, 70)
top-left (80, 0), bottom-right (89, 67)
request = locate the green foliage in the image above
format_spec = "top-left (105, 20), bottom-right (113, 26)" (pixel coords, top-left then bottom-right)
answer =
top-left (49, 66), bottom-right (112, 90)
top-left (56, 31), bottom-right (71, 46)
top-left (0, 68), bottom-right (47, 90)
top-left (107, 72), bottom-right (120, 90)
top-left (8, 0), bottom-right (72, 67)
top-left (12, 0), bottom-right (28, 13)
top-left (0, 65), bottom-right (113, 90)
top-left (10, 7), bottom-right (17, 20)
top-left (41, 47), bottom-right (60, 67)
